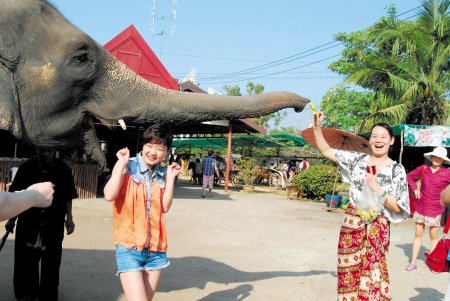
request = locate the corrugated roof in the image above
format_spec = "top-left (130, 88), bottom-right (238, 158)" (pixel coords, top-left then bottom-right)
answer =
top-left (171, 134), bottom-right (305, 148)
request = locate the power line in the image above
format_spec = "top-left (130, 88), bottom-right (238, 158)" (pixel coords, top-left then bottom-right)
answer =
top-left (171, 70), bottom-right (333, 75)
top-left (161, 52), bottom-right (277, 62)
top-left (186, 5), bottom-right (419, 89)
top-left (197, 41), bottom-right (339, 81)
top-left (197, 76), bottom-right (342, 81)
top-left (196, 5), bottom-right (421, 85)
top-left (396, 6), bottom-right (421, 17)
top-left (402, 13), bottom-right (420, 21)
top-left (201, 54), bottom-right (341, 85)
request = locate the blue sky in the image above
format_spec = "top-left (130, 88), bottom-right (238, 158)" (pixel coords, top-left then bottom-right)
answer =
top-left (55, 0), bottom-right (417, 132)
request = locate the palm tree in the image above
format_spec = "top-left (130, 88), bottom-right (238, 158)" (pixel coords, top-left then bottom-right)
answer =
top-left (344, 0), bottom-right (450, 132)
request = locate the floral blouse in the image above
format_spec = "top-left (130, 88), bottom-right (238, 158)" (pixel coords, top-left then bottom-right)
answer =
top-left (334, 149), bottom-right (410, 223)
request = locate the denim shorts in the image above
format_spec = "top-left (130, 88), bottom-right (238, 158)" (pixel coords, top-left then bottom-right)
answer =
top-left (115, 244), bottom-right (170, 275)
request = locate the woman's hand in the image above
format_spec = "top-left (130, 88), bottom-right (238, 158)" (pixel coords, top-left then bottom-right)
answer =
top-left (414, 189), bottom-right (422, 199)
top-left (365, 168), bottom-right (380, 191)
top-left (313, 111), bottom-right (325, 128)
top-left (166, 162), bottom-right (181, 180)
top-left (116, 147), bottom-right (130, 165)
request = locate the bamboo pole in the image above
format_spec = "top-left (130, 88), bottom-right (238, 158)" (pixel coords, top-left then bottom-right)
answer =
top-left (325, 137), bottom-right (347, 212)
top-left (399, 129), bottom-right (404, 164)
top-left (327, 169), bottom-right (339, 211)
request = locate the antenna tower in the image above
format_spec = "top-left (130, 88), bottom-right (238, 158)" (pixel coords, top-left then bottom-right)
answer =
top-left (151, 0), bottom-right (177, 59)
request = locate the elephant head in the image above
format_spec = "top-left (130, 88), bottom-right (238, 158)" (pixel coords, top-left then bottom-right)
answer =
top-left (0, 0), bottom-right (310, 166)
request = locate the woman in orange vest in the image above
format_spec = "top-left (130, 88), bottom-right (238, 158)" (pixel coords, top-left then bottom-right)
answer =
top-left (104, 124), bottom-right (180, 301)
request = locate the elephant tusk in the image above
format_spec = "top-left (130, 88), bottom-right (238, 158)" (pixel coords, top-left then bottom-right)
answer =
top-left (118, 119), bottom-right (126, 130)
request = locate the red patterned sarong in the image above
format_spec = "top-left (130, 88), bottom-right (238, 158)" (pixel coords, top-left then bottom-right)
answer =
top-left (337, 205), bottom-right (390, 301)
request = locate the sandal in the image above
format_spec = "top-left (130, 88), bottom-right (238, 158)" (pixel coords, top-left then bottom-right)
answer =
top-left (405, 263), bottom-right (417, 271)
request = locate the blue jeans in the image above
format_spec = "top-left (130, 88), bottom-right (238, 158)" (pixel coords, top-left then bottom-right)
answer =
top-left (115, 245), bottom-right (170, 275)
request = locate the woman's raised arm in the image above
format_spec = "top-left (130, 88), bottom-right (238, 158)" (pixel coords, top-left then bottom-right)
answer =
top-left (312, 111), bottom-right (337, 163)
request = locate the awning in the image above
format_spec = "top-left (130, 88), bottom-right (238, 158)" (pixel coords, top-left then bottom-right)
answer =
top-left (358, 125), bottom-right (405, 139)
top-left (358, 124), bottom-right (450, 147)
top-left (171, 134), bottom-right (306, 149)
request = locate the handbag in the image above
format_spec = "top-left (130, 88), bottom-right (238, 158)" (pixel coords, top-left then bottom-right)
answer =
top-left (408, 166), bottom-right (427, 215)
top-left (424, 217), bottom-right (450, 273)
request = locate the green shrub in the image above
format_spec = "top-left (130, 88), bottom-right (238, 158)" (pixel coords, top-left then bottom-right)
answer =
top-left (292, 165), bottom-right (341, 199)
top-left (238, 158), bottom-right (263, 186)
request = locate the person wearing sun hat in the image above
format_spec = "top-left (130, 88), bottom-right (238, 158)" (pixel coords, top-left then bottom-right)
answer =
top-left (405, 146), bottom-right (450, 271)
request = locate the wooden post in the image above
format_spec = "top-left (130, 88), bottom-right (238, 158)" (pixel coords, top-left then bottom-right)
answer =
top-left (399, 129), bottom-right (404, 164)
top-left (224, 122), bottom-right (232, 193)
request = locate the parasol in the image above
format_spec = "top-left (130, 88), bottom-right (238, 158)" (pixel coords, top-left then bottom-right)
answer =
top-left (302, 127), bottom-right (372, 155)
top-left (302, 127), bottom-right (372, 211)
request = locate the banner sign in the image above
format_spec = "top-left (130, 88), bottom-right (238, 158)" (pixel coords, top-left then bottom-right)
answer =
top-left (404, 125), bottom-right (450, 147)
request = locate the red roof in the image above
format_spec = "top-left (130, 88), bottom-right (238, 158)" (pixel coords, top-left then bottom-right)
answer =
top-left (103, 25), bottom-right (179, 91)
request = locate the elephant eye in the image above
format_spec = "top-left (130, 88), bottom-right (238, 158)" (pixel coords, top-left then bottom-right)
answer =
top-left (77, 53), bottom-right (89, 63)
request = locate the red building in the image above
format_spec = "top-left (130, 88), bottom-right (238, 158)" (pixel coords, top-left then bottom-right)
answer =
top-left (104, 24), bottom-right (179, 91)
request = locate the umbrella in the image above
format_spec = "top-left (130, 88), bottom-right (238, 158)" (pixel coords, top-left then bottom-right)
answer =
top-left (302, 127), bottom-right (372, 211)
top-left (302, 127), bottom-right (372, 155)
top-left (0, 229), bottom-right (12, 252)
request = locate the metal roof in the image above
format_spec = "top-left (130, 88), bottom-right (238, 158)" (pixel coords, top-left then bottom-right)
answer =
top-left (171, 134), bottom-right (305, 148)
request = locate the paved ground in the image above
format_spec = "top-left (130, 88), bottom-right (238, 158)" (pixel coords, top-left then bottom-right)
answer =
top-left (0, 176), bottom-right (449, 300)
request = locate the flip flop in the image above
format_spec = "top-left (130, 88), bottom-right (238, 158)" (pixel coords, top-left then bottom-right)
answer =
top-left (201, 195), bottom-right (205, 198)
top-left (405, 263), bottom-right (417, 271)
top-left (208, 195), bottom-right (212, 197)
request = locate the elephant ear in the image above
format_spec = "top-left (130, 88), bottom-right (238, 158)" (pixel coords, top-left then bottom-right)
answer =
top-left (0, 29), bottom-right (19, 71)
top-left (0, 66), bottom-right (22, 139)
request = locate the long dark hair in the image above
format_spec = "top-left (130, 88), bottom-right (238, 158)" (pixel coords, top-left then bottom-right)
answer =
top-left (371, 123), bottom-right (394, 138)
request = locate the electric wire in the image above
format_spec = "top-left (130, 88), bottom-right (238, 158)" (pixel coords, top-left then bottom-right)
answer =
top-left (201, 54), bottom-right (341, 85)
top-left (196, 41), bottom-right (339, 81)
top-left (195, 6), bottom-right (422, 83)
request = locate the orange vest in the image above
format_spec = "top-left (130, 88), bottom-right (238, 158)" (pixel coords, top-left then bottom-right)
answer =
top-left (113, 174), bottom-right (167, 252)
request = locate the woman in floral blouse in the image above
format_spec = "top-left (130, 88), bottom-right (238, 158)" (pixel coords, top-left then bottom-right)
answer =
top-left (312, 111), bottom-right (409, 301)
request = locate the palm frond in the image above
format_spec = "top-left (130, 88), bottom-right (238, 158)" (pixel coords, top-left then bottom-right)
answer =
top-left (354, 103), bottom-right (411, 133)
top-left (443, 103), bottom-right (450, 125)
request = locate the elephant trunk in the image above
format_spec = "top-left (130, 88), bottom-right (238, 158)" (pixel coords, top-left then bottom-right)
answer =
top-left (86, 57), bottom-right (310, 126)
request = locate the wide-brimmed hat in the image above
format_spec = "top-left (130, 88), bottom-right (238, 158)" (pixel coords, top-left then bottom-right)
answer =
top-left (424, 146), bottom-right (450, 163)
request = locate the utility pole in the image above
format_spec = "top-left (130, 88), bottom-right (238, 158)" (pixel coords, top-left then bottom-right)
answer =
top-left (150, 0), bottom-right (177, 59)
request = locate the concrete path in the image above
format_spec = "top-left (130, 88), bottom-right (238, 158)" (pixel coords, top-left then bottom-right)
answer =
top-left (0, 176), bottom-right (448, 300)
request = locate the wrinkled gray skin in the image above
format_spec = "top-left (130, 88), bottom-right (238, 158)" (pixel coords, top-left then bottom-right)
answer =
top-left (0, 0), bottom-right (310, 166)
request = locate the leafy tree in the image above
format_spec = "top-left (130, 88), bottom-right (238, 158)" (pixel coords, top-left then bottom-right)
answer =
top-left (320, 84), bottom-right (372, 132)
top-left (246, 82), bottom-right (265, 95)
top-left (222, 85), bottom-right (241, 96)
top-left (329, 1), bottom-right (450, 131)
top-left (223, 81), bottom-right (287, 129)
top-left (269, 126), bottom-right (297, 135)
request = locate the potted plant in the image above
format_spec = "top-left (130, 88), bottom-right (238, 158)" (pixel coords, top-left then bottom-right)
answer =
top-left (238, 158), bottom-right (263, 192)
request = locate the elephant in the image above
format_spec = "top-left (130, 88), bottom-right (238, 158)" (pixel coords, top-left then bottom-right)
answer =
top-left (0, 0), bottom-right (310, 166)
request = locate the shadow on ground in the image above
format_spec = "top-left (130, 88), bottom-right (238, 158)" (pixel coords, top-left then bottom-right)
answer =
top-left (158, 257), bottom-right (331, 292)
top-left (395, 243), bottom-right (428, 264)
top-left (0, 247), bottom-right (330, 300)
top-left (197, 284), bottom-right (253, 301)
top-left (410, 287), bottom-right (445, 301)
